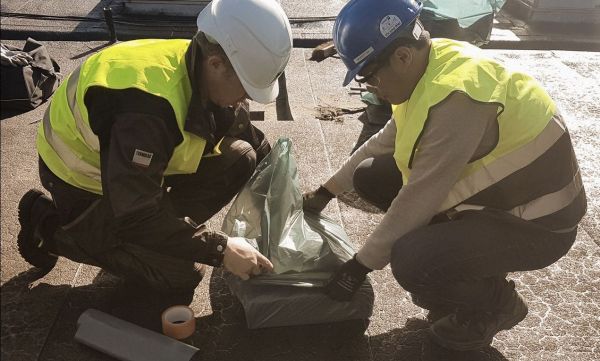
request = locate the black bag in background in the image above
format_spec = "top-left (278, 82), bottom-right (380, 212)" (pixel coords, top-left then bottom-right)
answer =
top-left (1, 38), bottom-right (61, 111)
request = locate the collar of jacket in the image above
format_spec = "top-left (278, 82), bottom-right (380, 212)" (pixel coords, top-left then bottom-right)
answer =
top-left (184, 36), bottom-right (219, 149)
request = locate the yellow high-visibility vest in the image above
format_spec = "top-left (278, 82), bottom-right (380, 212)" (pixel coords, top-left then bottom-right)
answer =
top-left (393, 38), bottom-right (583, 226)
top-left (37, 39), bottom-right (206, 194)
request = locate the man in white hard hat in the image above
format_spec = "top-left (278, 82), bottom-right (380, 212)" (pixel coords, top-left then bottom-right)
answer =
top-left (15, 0), bottom-right (292, 324)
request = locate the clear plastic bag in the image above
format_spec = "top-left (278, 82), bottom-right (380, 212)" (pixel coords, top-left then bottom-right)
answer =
top-left (221, 138), bottom-right (374, 328)
top-left (222, 138), bottom-right (355, 285)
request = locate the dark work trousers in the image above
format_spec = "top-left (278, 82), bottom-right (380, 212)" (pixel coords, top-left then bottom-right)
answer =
top-left (39, 137), bottom-right (257, 293)
top-left (353, 154), bottom-right (577, 311)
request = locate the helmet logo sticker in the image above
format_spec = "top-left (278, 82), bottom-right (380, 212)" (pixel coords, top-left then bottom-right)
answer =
top-left (380, 15), bottom-right (402, 38)
top-left (412, 20), bottom-right (424, 40)
top-left (354, 46), bottom-right (374, 65)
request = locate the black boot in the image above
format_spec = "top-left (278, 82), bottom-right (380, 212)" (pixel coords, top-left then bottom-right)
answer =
top-left (429, 280), bottom-right (528, 351)
top-left (17, 189), bottom-right (59, 270)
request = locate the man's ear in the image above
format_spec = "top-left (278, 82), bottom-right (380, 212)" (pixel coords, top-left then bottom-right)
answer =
top-left (390, 46), bottom-right (413, 73)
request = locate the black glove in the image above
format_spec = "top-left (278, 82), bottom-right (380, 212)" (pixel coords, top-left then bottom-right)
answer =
top-left (325, 254), bottom-right (372, 301)
top-left (303, 185), bottom-right (335, 213)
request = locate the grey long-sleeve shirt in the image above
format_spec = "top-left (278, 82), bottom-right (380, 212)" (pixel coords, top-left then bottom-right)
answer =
top-left (324, 92), bottom-right (500, 270)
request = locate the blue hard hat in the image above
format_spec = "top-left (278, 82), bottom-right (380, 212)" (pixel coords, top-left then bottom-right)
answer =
top-left (333, 0), bottom-right (423, 86)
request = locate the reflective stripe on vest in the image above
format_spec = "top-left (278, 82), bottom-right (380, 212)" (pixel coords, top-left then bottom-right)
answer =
top-left (37, 67), bottom-right (103, 192)
top-left (439, 115), bottom-right (566, 211)
top-left (41, 103), bottom-right (101, 182)
top-left (37, 39), bottom-right (206, 194)
top-left (67, 67), bottom-right (100, 152)
top-left (40, 67), bottom-right (101, 183)
top-left (392, 38), bottom-right (585, 229)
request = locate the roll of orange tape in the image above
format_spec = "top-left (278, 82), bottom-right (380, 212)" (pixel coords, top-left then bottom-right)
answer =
top-left (161, 305), bottom-right (196, 340)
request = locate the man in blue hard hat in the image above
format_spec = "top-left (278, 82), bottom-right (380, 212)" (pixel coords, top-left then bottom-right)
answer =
top-left (303, 0), bottom-right (586, 351)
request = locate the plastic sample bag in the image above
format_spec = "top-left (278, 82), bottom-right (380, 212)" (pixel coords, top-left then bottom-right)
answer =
top-left (222, 138), bottom-right (357, 285)
top-left (222, 138), bottom-right (374, 328)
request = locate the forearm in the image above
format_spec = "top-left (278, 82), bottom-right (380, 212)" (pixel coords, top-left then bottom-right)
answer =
top-left (356, 178), bottom-right (453, 270)
top-left (112, 205), bottom-right (227, 266)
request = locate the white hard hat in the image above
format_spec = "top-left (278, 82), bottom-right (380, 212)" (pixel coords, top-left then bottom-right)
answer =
top-left (197, 0), bottom-right (293, 104)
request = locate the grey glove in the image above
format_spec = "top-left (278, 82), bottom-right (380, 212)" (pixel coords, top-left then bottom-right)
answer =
top-left (1, 45), bottom-right (33, 67)
top-left (303, 185), bottom-right (335, 213)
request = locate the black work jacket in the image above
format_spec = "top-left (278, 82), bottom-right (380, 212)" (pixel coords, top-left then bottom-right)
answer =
top-left (81, 41), bottom-right (254, 261)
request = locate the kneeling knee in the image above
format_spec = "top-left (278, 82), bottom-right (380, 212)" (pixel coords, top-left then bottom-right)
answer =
top-left (220, 137), bottom-right (257, 178)
top-left (142, 264), bottom-right (205, 295)
top-left (390, 239), bottom-right (424, 293)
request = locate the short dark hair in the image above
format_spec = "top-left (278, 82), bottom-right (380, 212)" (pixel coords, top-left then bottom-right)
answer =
top-left (193, 31), bottom-right (233, 69)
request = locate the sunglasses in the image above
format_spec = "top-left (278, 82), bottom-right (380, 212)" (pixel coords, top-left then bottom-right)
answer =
top-left (354, 59), bottom-right (385, 86)
top-left (353, 26), bottom-right (420, 87)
